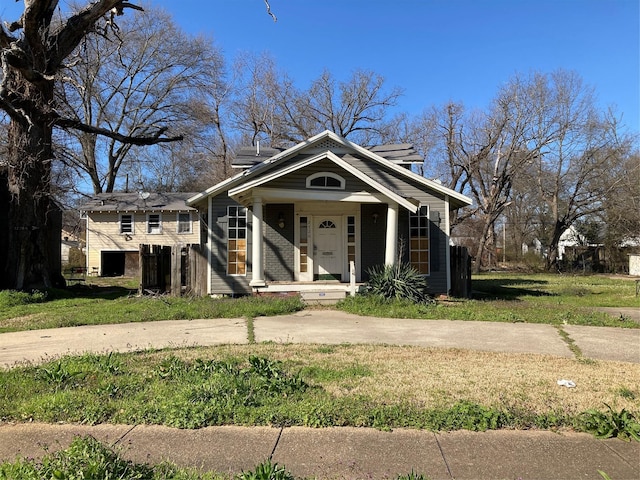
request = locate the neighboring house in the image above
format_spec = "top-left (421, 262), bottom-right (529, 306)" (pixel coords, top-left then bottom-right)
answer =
top-left (187, 130), bottom-right (472, 297)
top-left (80, 192), bottom-right (200, 276)
top-left (558, 225), bottom-right (587, 260)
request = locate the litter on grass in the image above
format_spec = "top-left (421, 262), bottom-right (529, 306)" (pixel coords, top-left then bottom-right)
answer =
top-left (557, 379), bottom-right (576, 388)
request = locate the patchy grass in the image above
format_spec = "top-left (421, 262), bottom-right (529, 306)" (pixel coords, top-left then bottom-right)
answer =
top-left (338, 273), bottom-right (640, 328)
top-left (0, 289), bottom-right (304, 333)
top-left (1, 345), bottom-right (638, 433)
top-left (1, 273), bottom-right (636, 332)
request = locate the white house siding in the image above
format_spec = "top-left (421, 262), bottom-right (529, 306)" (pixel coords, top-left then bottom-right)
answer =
top-left (86, 212), bottom-right (200, 275)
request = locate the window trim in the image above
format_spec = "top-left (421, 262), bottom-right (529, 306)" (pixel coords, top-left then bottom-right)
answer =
top-left (306, 172), bottom-right (345, 190)
top-left (177, 212), bottom-right (192, 234)
top-left (408, 205), bottom-right (430, 275)
top-left (147, 213), bottom-right (162, 235)
top-left (119, 213), bottom-right (134, 235)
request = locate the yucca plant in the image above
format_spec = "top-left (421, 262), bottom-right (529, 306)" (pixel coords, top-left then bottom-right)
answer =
top-left (365, 263), bottom-right (433, 304)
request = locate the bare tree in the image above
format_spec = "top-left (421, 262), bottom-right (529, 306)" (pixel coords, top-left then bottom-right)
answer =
top-left (231, 58), bottom-right (402, 147)
top-left (524, 71), bottom-right (631, 270)
top-left (56, 7), bottom-right (225, 194)
top-left (0, 1), bottom-right (182, 290)
top-left (418, 87), bottom-right (539, 272)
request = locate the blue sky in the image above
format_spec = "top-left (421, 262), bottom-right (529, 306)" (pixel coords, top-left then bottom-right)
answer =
top-left (151, 0), bottom-right (640, 136)
top-left (2, 1), bottom-right (639, 135)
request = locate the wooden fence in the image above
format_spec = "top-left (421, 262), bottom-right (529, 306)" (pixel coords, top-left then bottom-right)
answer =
top-left (139, 244), bottom-right (207, 296)
top-left (450, 245), bottom-right (472, 298)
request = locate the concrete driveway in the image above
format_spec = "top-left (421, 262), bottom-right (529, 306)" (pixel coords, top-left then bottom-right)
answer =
top-left (1, 311), bottom-right (639, 367)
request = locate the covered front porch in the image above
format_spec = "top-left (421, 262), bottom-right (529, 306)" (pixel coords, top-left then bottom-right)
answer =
top-left (242, 197), bottom-right (406, 292)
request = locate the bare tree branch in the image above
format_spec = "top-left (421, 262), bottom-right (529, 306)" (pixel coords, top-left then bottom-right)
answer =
top-left (264, 0), bottom-right (277, 22)
top-left (54, 117), bottom-right (183, 145)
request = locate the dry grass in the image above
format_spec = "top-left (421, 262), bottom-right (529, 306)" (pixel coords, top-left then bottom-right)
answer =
top-left (139, 343), bottom-right (640, 415)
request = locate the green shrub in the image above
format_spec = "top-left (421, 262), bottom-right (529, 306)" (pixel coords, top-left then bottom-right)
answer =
top-left (365, 263), bottom-right (432, 304)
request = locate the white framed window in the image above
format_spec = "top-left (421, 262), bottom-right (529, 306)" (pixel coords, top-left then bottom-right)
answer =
top-left (147, 213), bottom-right (162, 234)
top-left (306, 172), bottom-right (345, 190)
top-left (227, 206), bottom-right (247, 275)
top-left (409, 206), bottom-right (430, 274)
top-left (119, 214), bottom-right (134, 234)
top-left (177, 212), bottom-right (192, 234)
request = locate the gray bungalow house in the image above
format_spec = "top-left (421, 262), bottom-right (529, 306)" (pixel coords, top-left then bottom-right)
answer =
top-left (187, 130), bottom-right (472, 297)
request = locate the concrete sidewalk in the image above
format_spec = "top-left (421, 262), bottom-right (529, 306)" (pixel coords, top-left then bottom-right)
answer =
top-left (0, 423), bottom-right (638, 479)
top-left (2, 310), bottom-right (639, 367)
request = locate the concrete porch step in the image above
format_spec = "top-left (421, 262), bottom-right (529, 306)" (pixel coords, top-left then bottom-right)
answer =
top-left (300, 290), bottom-right (347, 305)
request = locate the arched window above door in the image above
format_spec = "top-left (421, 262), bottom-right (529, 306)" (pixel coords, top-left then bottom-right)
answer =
top-left (306, 172), bottom-right (345, 190)
top-left (319, 220), bottom-right (337, 229)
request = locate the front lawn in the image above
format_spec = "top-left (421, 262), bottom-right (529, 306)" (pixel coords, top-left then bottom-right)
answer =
top-left (338, 273), bottom-right (640, 328)
top-left (0, 286), bottom-right (304, 333)
top-left (1, 345), bottom-right (638, 436)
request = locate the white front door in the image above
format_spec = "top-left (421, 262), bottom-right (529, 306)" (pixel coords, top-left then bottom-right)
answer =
top-left (314, 216), bottom-right (342, 280)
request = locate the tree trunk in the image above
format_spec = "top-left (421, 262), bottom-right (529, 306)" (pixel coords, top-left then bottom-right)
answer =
top-left (472, 215), bottom-right (494, 274)
top-left (2, 76), bottom-right (61, 290)
top-left (545, 220), bottom-right (566, 271)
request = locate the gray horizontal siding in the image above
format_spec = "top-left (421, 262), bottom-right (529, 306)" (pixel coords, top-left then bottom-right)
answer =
top-left (264, 204), bottom-right (294, 282)
top-left (209, 195), bottom-right (251, 295)
top-left (267, 158), bottom-right (372, 192)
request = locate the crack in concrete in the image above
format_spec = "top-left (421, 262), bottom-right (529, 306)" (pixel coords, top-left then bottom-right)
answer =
top-left (433, 433), bottom-right (454, 479)
top-left (269, 426), bottom-right (285, 460)
top-left (555, 325), bottom-right (583, 360)
top-left (112, 424), bottom-right (137, 447)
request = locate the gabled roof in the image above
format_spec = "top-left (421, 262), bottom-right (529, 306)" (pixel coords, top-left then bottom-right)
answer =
top-left (232, 141), bottom-right (422, 169)
top-left (80, 192), bottom-right (198, 213)
top-left (228, 150), bottom-right (419, 212)
top-left (188, 130), bottom-right (472, 209)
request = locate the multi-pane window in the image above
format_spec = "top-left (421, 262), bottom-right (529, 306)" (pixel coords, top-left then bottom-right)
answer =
top-left (347, 216), bottom-right (356, 272)
top-left (227, 206), bottom-right (247, 275)
top-left (299, 216), bottom-right (308, 273)
top-left (120, 214), bottom-right (133, 234)
top-left (147, 214), bottom-right (162, 234)
top-left (409, 206), bottom-right (429, 274)
top-left (177, 212), bottom-right (192, 234)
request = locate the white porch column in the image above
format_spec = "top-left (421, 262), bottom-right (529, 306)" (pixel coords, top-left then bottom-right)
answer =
top-left (250, 196), bottom-right (266, 287)
top-left (384, 202), bottom-right (398, 266)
